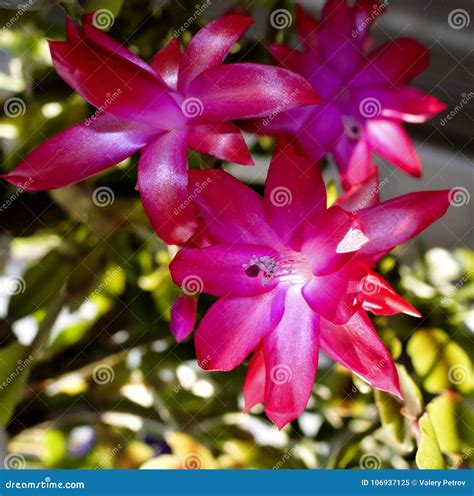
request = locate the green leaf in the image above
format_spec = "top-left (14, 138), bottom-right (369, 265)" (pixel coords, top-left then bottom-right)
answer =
top-left (0, 342), bottom-right (32, 426)
top-left (375, 390), bottom-right (405, 445)
top-left (416, 413), bottom-right (446, 469)
top-left (406, 328), bottom-right (473, 394)
top-left (397, 365), bottom-right (423, 418)
top-left (427, 392), bottom-right (462, 454)
top-left (7, 249), bottom-right (72, 321)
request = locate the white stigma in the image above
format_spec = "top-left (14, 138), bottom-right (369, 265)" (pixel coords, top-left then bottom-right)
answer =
top-left (243, 253), bottom-right (312, 286)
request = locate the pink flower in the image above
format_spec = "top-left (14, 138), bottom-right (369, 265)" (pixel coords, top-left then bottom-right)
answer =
top-left (169, 142), bottom-right (451, 428)
top-left (1, 14), bottom-right (319, 244)
top-left (252, 1), bottom-right (446, 190)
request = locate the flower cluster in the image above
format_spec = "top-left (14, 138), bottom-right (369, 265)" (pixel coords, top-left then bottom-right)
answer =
top-left (2, 1), bottom-right (451, 428)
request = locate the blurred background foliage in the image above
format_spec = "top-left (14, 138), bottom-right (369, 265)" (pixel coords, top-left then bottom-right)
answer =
top-left (0, 0), bottom-right (472, 470)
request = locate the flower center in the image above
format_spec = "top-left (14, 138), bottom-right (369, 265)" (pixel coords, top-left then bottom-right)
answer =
top-left (243, 253), bottom-right (312, 286)
top-left (343, 115), bottom-right (363, 140)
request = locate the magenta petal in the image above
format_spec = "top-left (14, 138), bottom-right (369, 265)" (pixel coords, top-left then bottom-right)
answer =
top-left (318, 0), bottom-right (362, 75)
top-left (332, 134), bottom-right (373, 191)
top-left (366, 120), bottom-right (421, 176)
top-left (356, 87), bottom-right (446, 123)
top-left (3, 114), bottom-right (153, 189)
top-left (354, 38), bottom-right (428, 86)
top-left (49, 38), bottom-right (182, 128)
top-left (243, 346), bottom-right (266, 412)
top-left (359, 271), bottom-right (421, 318)
top-left (295, 4), bottom-right (319, 49)
top-left (300, 206), bottom-right (368, 275)
top-left (302, 262), bottom-right (366, 324)
top-left (81, 15), bottom-right (156, 76)
top-left (320, 311), bottom-right (401, 397)
top-left (358, 190), bottom-right (451, 260)
top-left (263, 286), bottom-right (319, 429)
top-left (178, 15), bottom-right (253, 92)
top-left (195, 289), bottom-right (286, 372)
top-left (335, 167), bottom-right (380, 213)
top-left (188, 169), bottom-right (284, 247)
top-left (151, 37), bottom-right (182, 89)
top-left (187, 123), bottom-right (253, 165)
top-left (264, 141), bottom-right (326, 245)
top-left (170, 244), bottom-right (279, 297)
top-left (170, 294), bottom-right (197, 342)
top-left (187, 63), bottom-right (320, 121)
top-left (138, 132), bottom-right (198, 245)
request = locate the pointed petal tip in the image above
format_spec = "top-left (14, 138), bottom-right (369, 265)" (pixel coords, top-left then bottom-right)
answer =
top-left (266, 410), bottom-right (295, 430)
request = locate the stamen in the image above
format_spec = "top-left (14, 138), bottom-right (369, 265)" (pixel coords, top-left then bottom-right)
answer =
top-left (343, 115), bottom-right (363, 140)
top-left (243, 253), bottom-right (312, 286)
